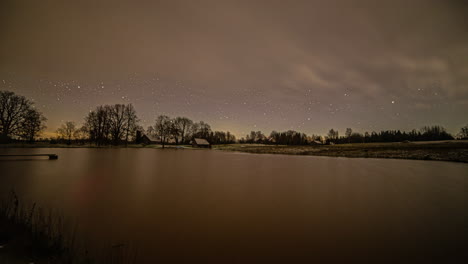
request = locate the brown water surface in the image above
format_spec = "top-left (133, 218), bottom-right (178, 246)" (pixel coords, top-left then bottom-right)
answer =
top-left (0, 148), bottom-right (467, 263)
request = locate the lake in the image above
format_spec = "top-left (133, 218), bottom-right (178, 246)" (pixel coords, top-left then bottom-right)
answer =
top-left (1, 148), bottom-right (467, 263)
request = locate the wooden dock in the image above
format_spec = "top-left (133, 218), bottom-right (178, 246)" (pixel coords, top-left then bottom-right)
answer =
top-left (0, 154), bottom-right (58, 160)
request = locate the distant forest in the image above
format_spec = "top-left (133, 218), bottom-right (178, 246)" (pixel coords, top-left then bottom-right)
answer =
top-left (1, 90), bottom-right (468, 146)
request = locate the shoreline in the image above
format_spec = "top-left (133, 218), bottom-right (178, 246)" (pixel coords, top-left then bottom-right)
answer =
top-left (213, 141), bottom-right (468, 163)
top-left (1, 141), bottom-right (468, 163)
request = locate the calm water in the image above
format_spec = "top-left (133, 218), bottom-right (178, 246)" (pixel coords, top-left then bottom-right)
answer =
top-left (1, 148), bottom-right (467, 263)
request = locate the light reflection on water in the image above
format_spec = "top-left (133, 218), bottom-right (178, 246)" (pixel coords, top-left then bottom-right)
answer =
top-left (1, 148), bottom-right (467, 263)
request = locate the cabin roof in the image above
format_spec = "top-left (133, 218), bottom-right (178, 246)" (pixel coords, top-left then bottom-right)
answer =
top-left (193, 138), bottom-right (210, 145)
top-left (142, 134), bottom-right (159, 142)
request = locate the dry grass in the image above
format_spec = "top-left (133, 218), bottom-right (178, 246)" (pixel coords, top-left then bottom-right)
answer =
top-left (214, 141), bottom-right (468, 163)
top-left (0, 191), bottom-right (138, 264)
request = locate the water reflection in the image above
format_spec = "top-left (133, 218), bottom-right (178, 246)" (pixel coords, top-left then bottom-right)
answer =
top-left (0, 148), bottom-right (467, 263)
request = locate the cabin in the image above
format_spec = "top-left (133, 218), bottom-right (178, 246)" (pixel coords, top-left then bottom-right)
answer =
top-left (140, 134), bottom-right (159, 145)
top-left (191, 138), bottom-right (211, 148)
top-left (311, 140), bottom-right (323, 145)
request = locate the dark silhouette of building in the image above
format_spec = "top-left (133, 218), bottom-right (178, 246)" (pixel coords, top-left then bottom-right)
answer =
top-left (191, 138), bottom-right (211, 148)
top-left (139, 134), bottom-right (159, 145)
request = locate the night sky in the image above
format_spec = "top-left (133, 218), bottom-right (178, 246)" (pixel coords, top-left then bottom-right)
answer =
top-left (1, 0), bottom-right (467, 137)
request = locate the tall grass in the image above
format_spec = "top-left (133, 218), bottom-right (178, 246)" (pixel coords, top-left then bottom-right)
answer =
top-left (0, 190), bottom-right (138, 264)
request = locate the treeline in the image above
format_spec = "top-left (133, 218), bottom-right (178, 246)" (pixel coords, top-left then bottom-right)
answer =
top-left (56, 108), bottom-right (236, 146)
top-left (239, 125), bottom-right (458, 145)
top-left (145, 116), bottom-right (236, 147)
top-left (0, 91), bottom-right (236, 146)
top-left (239, 130), bottom-right (312, 145)
top-left (56, 104), bottom-right (140, 146)
top-left (2, 90), bottom-right (468, 145)
top-left (328, 126), bottom-right (454, 144)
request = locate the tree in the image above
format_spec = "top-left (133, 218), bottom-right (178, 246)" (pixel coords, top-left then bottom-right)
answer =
top-left (226, 131), bottom-right (236, 143)
top-left (0, 90), bottom-right (36, 142)
top-left (57, 121), bottom-right (77, 145)
top-left (85, 106), bottom-right (111, 146)
top-left (364, 132), bottom-right (370, 143)
top-left (18, 108), bottom-right (46, 143)
top-left (82, 104), bottom-right (139, 146)
top-left (73, 126), bottom-right (88, 145)
top-left (270, 131), bottom-right (280, 145)
top-left (458, 125), bottom-right (468, 139)
top-left (123, 104), bottom-right (139, 146)
top-left (168, 119), bottom-right (181, 144)
top-left (345, 128), bottom-right (352, 143)
top-left (420, 125), bottom-right (453, 141)
top-left (155, 115), bottom-right (172, 148)
top-left (108, 104), bottom-right (126, 145)
top-left (174, 117), bottom-right (193, 144)
top-left (327, 129), bottom-right (338, 143)
top-left (191, 121), bottom-right (212, 139)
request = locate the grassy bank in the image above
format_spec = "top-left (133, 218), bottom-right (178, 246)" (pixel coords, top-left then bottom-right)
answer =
top-left (0, 191), bottom-right (137, 264)
top-left (213, 141), bottom-right (468, 163)
top-left (2, 141), bottom-right (468, 163)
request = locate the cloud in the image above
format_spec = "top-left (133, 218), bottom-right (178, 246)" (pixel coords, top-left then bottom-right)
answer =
top-left (1, 0), bottom-right (467, 135)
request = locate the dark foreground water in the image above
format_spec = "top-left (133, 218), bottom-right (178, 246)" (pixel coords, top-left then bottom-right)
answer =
top-left (0, 148), bottom-right (467, 263)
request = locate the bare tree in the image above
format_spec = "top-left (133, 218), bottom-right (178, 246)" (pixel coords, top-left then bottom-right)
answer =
top-left (327, 129), bottom-right (339, 143)
top-left (191, 121), bottom-right (211, 139)
top-left (0, 90), bottom-right (35, 142)
top-left (187, 122), bottom-right (200, 140)
top-left (109, 104), bottom-right (126, 145)
top-left (226, 131), bottom-right (236, 143)
top-left (18, 108), bottom-right (46, 143)
top-left (345, 128), bottom-right (352, 143)
top-left (174, 117), bottom-right (193, 144)
top-left (459, 125), bottom-right (468, 139)
top-left (155, 115), bottom-right (172, 148)
top-left (269, 130), bottom-right (280, 145)
top-left (169, 119), bottom-right (181, 144)
top-left (57, 121), bottom-right (77, 145)
top-left (123, 104), bottom-right (139, 146)
top-left (85, 106), bottom-right (111, 146)
top-left (73, 126), bottom-right (88, 145)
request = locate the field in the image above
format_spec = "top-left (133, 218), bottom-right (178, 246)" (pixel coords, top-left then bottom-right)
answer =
top-left (214, 141), bottom-right (468, 163)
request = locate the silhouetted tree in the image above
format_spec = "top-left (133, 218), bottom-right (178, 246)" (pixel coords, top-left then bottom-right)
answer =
top-left (18, 108), bottom-right (47, 143)
top-left (155, 115), bottom-right (172, 148)
top-left (459, 125), bottom-right (468, 139)
top-left (174, 117), bottom-right (193, 144)
top-left (0, 90), bottom-right (40, 142)
top-left (364, 132), bottom-right (370, 143)
top-left (85, 106), bottom-right (111, 146)
top-left (345, 128), bottom-right (352, 143)
top-left (108, 104), bottom-right (126, 145)
top-left (57, 121), bottom-right (76, 145)
top-left (327, 129), bottom-right (339, 143)
top-left (209, 131), bottom-right (236, 144)
top-left (168, 118), bottom-right (181, 144)
top-left (226, 131), bottom-right (236, 143)
top-left (123, 104), bottom-right (139, 146)
top-left (269, 131), bottom-right (280, 145)
top-left (73, 126), bottom-right (88, 145)
top-left (191, 121), bottom-right (212, 139)
top-left (420, 125), bottom-right (453, 141)
top-left (83, 104), bottom-right (139, 146)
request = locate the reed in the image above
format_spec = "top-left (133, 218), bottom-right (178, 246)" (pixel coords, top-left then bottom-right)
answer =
top-left (0, 190), bottom-right (137, 264)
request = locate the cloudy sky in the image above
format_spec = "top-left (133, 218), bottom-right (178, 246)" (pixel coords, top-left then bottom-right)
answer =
top-left (1, 0), bottom-right (467, 137)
